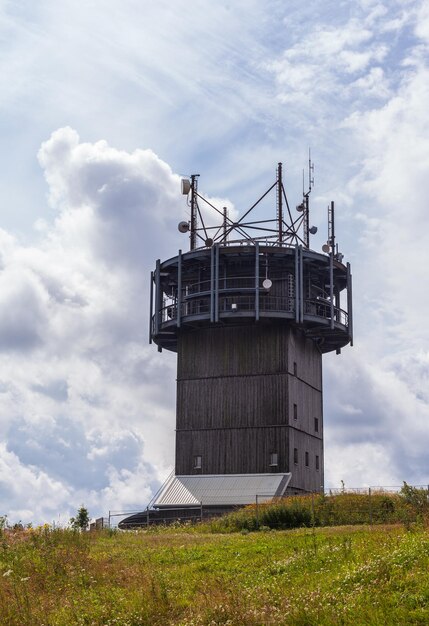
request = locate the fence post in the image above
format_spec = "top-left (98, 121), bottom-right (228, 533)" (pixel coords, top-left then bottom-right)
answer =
top-left (200, 501), bottom-right (203, 523)
top-left (311, 491), bottom-right (315, 526)
top-left (256, 495), bottom-right (259, 530)
top-left (369, 487), bottom-right (373, 525)
top-left (108, 510), bottom-right (111, 529)
top-left (146, 506), bottom-right (149, 528)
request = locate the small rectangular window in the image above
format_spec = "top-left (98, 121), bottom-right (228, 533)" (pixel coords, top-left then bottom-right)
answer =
top-left (293, 404), bottom-right (298, 420)
top-left (305, 451), bottom-right (309, 467)
top-left (316, 455), bottom-right (320, 471)
top-left (269, 452), bottom-right (278, 467)
top-left (293, 361), bottom-right (297, 376)
top-left (194, 455), bottom-right (202, 469)
top-left (314, 417), bottom-right (319, 432)
top-left (293, 447), bottom-right (298, 464)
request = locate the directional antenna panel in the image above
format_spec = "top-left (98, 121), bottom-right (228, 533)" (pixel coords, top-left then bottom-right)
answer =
top-left (181, 179), bottom-right (191, 195)
top-left (178, 221), bottom-right (189, 233)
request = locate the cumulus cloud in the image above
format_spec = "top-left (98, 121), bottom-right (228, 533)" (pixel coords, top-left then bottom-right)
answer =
top-left (267, 18), bottom-right (388, 110)
top-left (0, 128), bottom-right (193, 523)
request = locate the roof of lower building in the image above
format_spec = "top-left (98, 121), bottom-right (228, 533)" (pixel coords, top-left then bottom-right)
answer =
top-left (154, 473), bottom-right (292, 508)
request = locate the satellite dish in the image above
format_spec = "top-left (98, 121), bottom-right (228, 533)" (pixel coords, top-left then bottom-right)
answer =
top-left (205, 238), bottom-right (214, 247)
top-left (262, 278), bottom-right (272, 290)
top-left (181, 179), bottom-right (191, 195)
top-left (178, 221), bottom-right (189, 233)
top-left (309, 226), bottom-right (318, 235)
top-left (322, 244), bottom-right (330, 253)
top-left (296, 203), bottom-right (304, 212)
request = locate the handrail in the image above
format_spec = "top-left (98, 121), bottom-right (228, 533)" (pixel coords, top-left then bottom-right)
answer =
top-left (155, 295), bottom-right (348, 327)
top-left (191, 237), bottom-right (298, 251)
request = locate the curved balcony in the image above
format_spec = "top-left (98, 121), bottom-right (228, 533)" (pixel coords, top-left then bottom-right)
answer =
top-left (150, 244), bottom-right (353, 353)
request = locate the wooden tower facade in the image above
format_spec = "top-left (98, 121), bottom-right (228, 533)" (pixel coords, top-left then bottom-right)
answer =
top-left (150, 164), bottom-right (352, 494)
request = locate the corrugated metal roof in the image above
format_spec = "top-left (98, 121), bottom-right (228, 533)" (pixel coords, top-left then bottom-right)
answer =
top-left (154, 473), bottom-right (292, 508)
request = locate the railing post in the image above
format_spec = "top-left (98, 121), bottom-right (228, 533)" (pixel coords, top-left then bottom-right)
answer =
top-left (347, 262), bottom-right (353, 346)
top-left (154, 259), bottom-right (163, 353)
top-left (149, 271), bottom-right (154, 343)
top-left (215, 245), bottom-right (220, 322)
top-left (177, 250), bottom-right (182, 328)
top-left (299, 247), bottom-right (304, 322)
top-left (295, 245), bottom-right (300, 323)
top-left (255, 242), bottom-right (259, 321)
top-left (256, 495), bottom-right (259, 530)
top-left (329, 247), bottom-right (334, 330)
top-left (210, 245), bottom-right (215, 322)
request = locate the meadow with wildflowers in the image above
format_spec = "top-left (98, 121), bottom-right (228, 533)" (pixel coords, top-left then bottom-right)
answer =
top-left (1, 516), bottom-right (429, 625)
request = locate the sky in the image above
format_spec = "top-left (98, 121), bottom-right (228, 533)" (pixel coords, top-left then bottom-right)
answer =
top-left (0, 0), bottom-right (428, 525)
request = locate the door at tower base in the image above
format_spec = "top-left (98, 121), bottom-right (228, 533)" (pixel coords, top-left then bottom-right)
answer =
top-left (154, 473), bottom-right (292, 508)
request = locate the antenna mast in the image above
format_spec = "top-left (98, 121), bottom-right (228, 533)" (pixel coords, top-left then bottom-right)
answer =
top-left (328, 200), bottom-right (335, 251)
top-left (277, 163), bottom-right (283, 243)
top-left (303, 150), bottom-right (314, 248)
top-left (190, 174), bottom-right (199, 251)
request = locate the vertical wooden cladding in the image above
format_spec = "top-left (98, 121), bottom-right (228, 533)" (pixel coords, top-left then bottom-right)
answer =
top-left (287, 330), bottom-right (322, 390)
top-left (176, 321), bottom-right (324, 484)
top-left (177, 375), bottom-right (288, 429)
top-left (177, 324), bottom-right (290, 431)
top-left (287, 331), bottom-right (323, 491)
top-left (288, 430), bottom-right (324, 493)
top-left (178, 324), bottom-right (290, 379)
top-left (288, 379), bottom-right (322, 435)
top-left (175, 427), bottom-right (290, 475)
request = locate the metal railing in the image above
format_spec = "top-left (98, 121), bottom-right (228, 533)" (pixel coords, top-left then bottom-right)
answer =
top-left (156, 294), bottom-right (347, 327)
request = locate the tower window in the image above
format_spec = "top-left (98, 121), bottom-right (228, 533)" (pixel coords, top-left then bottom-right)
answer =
top-left (293, 361), bottom-right (297, 376)
top-left (293, 404), bottom-right (298, 420)
top-left (316, 455), bottom-right (320, 471)
top-left (314, 417), bottom-right (319, 432)
top-left (194, 455), bottom-right (202, 469)
top-left (293, 448), bottom-right (298, 464)
top-left (305, 451), bottom-right (309, 467)
top-left (269, 452), bottom-right (278, 467)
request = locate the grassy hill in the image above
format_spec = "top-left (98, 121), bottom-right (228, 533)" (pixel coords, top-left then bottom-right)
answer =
top-left (1, 521), bottom-right (429, 625)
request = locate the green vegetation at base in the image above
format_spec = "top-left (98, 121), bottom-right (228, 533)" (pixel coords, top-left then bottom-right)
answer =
top-left (205, 484), bottom-right (429, 532)
top-left (1, 522), bottom-right (429, 625)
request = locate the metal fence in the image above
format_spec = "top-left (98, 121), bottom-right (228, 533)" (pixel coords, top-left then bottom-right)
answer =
top-left (106, 485), bottom-right (429, 530)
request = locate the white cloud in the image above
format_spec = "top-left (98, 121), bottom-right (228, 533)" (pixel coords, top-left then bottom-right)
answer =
top-left (320, 16), bottom-right (429, 486)
top-left (267, 18), bottom-right (383, 107)
top-left (0, 128), bottom-right (185, 523)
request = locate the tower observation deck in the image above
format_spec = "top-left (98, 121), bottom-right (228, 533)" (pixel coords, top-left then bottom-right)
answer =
top-left (150, 162), bottom-right (353, 498)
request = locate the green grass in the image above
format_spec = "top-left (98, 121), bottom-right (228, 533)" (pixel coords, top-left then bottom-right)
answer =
top-left (203, 488), bottom-right (429, 532)
top-left (1, 522), bottom-right (429, 625)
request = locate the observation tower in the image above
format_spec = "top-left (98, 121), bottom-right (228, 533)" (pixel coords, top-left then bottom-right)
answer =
top-left (148, 161), bottom-right (352, 513)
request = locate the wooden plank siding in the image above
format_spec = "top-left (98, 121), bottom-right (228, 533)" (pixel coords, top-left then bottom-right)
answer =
top-left (175, 322), bottom-right (324, 491)
top-left (175, 427), bottom-right (290, 476)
